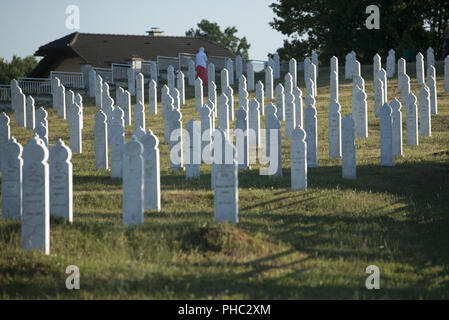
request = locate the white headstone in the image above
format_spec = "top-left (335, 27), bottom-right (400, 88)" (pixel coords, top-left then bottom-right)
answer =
top-left (341, 114), bottom-right (356, 179)
top-left (274, 54), bottom-right (281, 79)
top-left (1, 136), bottom-right (22, 220)
top-left (140, 130), bottom-right (161, 211)
top-left (304, 96), bottom-right (318, 168)
top-left (275, 83), bottom-right (285, 121)
top-left (148, 80), bottom-right (157, 115)
top-left (69, 103), bottom-right (82, 153)
top-left (49, 139), bottom-right (72, 222)
top-left (291, 127), bottom-right (307, 190)
top-left (103, 95), bottom-right (115, 143)
top-left (200, 104), bottom-right (213, 163)
top-left (213, 129), bottom-right (238, 223)
top-left (25, 96), bottom-right (35, 130)
top-left (34, 122), bottom-right (48, 147)
top-left (265, 103), bottom-right (282, 177)
top-left (256, 81), bottom-right (265, 116)
top-left (110, 120), bottom-right (124, 179)
top-left (405, 93), bottom-right (419, 146)
top-left (285, 88), bottom-right (296, 139)
top-left (248, 98), bottom-right (261, 161)
top-left (134, 102), bottom-right (145, 131)
top-left (35, 108), bottom-right (48, 131)
top-left (22, 134), bottom-right (50, 254)
top-left (224, 86), bottom-right (235, 121)
top-left (52, 77), bottom-right (61, 109)
top-left (352, 86), bottom-right (368, 138)
top-left (177, 71), bottom-right (185, 105)
top-left (0, 112), bottom-right (11, 170)
top-left (207, 63), bottom-right (215, 88)
top-left (386, 49), bottom-right (396, 78)
top-left (330, 71), bottom-right (339, 103)
top-left (373, 54), bottom-right (381, 78)
top-left (122, 89), bottom-right (131, 126)
top-left (294, 87), bottom-right (303, 128)
top-left (289, 58), bottom-right (297, 86)
top-left (236, 56), bottom-right (243, 79)
top-left (167, 65), bottom-right (175, 93)
top-left (427, 67), bottom-right (438, 115)
top-left (247, 62), bottom-right (255, 92)
top-left (150, 61), bottom-right (158, 83)
top-left (265, 66), bottom-right (274, 100)
top-left (416, 52), bottom-right (425, 84)
top-left (380, 103), bottom-right (394, 166)
top-left (235, 107), bottom-right (251, 170)
top-left (419, 85), bottom-right (431, 137)
top-left (188, 59), bottom-right (196, 86)
top-left (127, 68), bottom-right (136, 96)
top-left (169, 108), bottom-right (183, 170)
top-left (426, 47), bottom-right (435, 78)
top-left (136, 73), bottom-right (144, 105)
top-left (208, 81), bottom-right (217, 110)
top-left (226, 59), bottom-right (234, 85)
top-left (16, 89), bottom-right (26, 127)
top-left (56, 84), bottom-right (66, 119)
top-left (379, 68), bottom-right (388, 104)
top-left (195, 78), bottom-right (203, 112)
top-left (185, 119), bottom-right (201, 180)
top-left (89, 69), bottom-right (96, 97)
top-left (122, 136), bottom-right (144, 226)
top-left (94, 110), bottom-right (108, 170)
top-left (328, 101), bottom-right (342, 159)
top-left (390, 98), bottom-right (403, 157)
top-left (221, 68), bottom-right (229, 92)
top-left (217, 92), bottom-right (230, 140)
top-left (95, 74), bottom-right (103, 109)
top-left (374, 78), bottom-right (385, 118)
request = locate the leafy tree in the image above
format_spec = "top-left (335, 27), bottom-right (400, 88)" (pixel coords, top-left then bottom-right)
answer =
top-left (186, 19), bottom-right (251, 59)
top-left (0, 55), bottom-right (38, 84)
top-left (269, 0), bottom-right (449, 63)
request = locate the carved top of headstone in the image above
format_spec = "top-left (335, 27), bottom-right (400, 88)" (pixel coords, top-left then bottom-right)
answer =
top-left (112, 106), bottom-right (124, 121)
top-left (141, 129), bottom-right (159, 150)
top-left (329, 100), bottom-right (341, 113)
top-left (420, 84), bottom-right (430, 97)
top-left (294, 87), bottom-right (302, 98)
top-left (0, 112), bottom-right (10, 126)
top-left (266, 102), bottom-right (277, 117)
top-left (379, 68), bottom-right (386, 78)
top-left (23, 134), bottom-right (48, 164)
top-left (407, 92), bottom-right (417, 105)
top-left (249, 98), bottom-right (260, 113)
top-left (390, 98), bottom-right (402, 112)
top-left (135, 102), bottom-right (145, 113)
top-left (95, 109), bottom-right (107, 123)
top-left (104, 95), bottom-right (114, 109)
top-left (50, 139), bottom-right (72, 163)
top-left (305, 95), bottom-right (316, 107)
top-left (195, 77), bottom-right (203, 86)
top-left (292, 127), bottom-right (306, 141)
top-left (150, 80), bottom-right (157, 89)
top-left (133, 126), bottom-right (146, 140)
top-left (124, 135), bottom-right (143, 156)
top-left (416, 52), bottom-right (424, 60)
top-left (389, 49), bottom-right (395, 55)
top-left (236, 106), bottom-right (247, 121)
top-left (256, 80), bottom-right (264, 90)
top-left (162, 85), bottom-right (169, 96)
top-left (276, 83), bottom-right (285, 94)
top-left (177, 71), bottom-right (184, 80)
top-left (266, 66), bottom-right (273, 74)
top-left (5, 136), bottom-right (22, 160)
top-left (380, 103), bottom-right (392, 117)
top-left (26, 95), bottom-right (35, 106)
top-left (284, 73), bottom-right (293, 92)
top-left (342, 114), bottom-right (355, 129)
top-left (200, 104), bottom-right (212, 119)
top-left (36, 107), bottom-right (47, 122)
top-left (171, 107), bottom-right (182, 123)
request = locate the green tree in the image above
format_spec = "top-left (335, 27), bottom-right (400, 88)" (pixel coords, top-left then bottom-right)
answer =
top-left (269, 0), bottom-right (448, 64)
top-left (186, 19), bottom-right (251, 59)
top-left (0, 55), bottom-right (38, 84)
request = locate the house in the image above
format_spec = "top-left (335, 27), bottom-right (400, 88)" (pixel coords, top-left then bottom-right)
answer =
top-left (31, 31), bottom-right (235, 78)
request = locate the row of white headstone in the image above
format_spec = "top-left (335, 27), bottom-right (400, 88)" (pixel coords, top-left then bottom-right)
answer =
top-left (1, 132), bottom-right (73, 255)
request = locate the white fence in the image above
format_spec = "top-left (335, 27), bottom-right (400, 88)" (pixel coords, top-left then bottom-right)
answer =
top-left (18, 78), bottom-right (52, 95)
top-left (0, 85), bottom-right (11, 101)
top-left (94, 67), bottom-right (113, 84)
top-left (50, 71), bottom-right (84, 90)
top-left (111, 63), bottom-right (130, 83)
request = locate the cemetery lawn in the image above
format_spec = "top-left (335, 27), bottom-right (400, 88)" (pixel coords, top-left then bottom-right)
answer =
top-left (1, 63), bottom-right (449, 300)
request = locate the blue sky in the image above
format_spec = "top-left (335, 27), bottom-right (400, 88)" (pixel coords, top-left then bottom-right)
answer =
top-left (0, 0), bottom-right (287, 61)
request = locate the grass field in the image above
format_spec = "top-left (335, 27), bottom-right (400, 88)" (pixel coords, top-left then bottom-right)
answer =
top-left (1, 61), bottom-right (448, 299)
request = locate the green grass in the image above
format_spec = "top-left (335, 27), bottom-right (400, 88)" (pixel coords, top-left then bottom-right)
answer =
top-left (1, 62), bottom-right (449, 299)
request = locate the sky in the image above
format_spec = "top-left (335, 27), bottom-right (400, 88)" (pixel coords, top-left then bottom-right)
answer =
top-left (0, 0), bottom-right (287, 61)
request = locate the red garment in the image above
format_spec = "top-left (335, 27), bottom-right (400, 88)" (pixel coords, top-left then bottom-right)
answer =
top-left (196, 66), bottom-right (208, 84)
